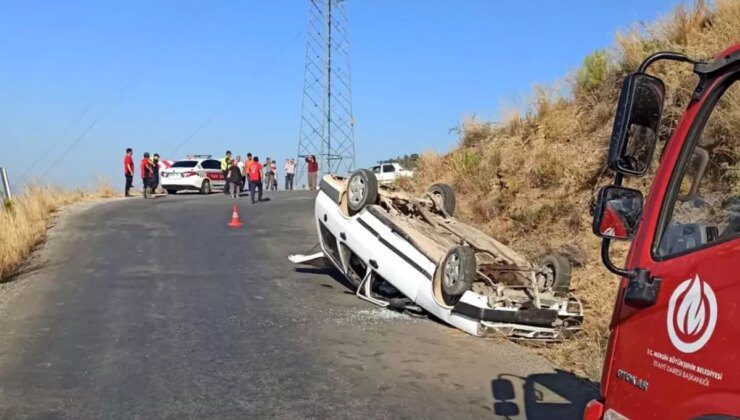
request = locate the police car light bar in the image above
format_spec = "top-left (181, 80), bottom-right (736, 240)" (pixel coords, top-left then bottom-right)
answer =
top-left (185, 154), bottom-right (212, 160)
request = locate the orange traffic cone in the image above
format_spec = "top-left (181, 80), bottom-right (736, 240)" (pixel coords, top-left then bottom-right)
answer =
top-left (228, 203), bottom-right (243, 228)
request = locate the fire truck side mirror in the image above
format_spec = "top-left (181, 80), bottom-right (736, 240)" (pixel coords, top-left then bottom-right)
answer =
top-left (593, 185), bottom-right (644, 240)
top-left (608, 73), bottom-right (665, 177)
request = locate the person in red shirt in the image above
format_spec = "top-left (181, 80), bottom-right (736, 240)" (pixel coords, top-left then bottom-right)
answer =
top-left (140, 152), bottom-right (153, 199)
top-left (124, 148), bottom-right (134, 197)
top-left (247, 156), bottom-right (263, 204)
top-left (306, 155), bottom-right (319, 190)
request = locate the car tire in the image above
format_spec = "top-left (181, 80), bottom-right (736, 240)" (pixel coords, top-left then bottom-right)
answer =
top-left (166, 189), bottom-right (177, 195)
top-left (441, 246), bottom-right (476, 297)
top-left (427, 183), bottom-right (456, 216)
top-left (347, 169), bottom-right (378, 216)
top-left (200, 180), bottom-right (211, 195)
top-left (536, 254), bottom-right (572, 293)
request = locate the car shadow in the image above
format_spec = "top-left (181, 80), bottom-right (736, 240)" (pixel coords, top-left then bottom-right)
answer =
top-left (491, 369), bottom-right (599, 419)
top-left (294, 265), bottom-right (357, 293)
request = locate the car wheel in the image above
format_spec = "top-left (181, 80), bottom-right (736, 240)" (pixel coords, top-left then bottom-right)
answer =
top-left (536, 254), bottom-right (572, 293)
top-left (427, 183), bottom-right (456, 216)
top-left (200, 180), bottom-right (211, 195)
top-left (441, 246), bottom-right (476, 297)
top-left (347, 169), bottom-right (378, 216)
top-left (166, 189), bottom-right (177, 195)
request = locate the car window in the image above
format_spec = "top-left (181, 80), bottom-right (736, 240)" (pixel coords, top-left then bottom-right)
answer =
top-left (201, 160), bottom-right (220, 170)
top-left (372, 166), bottom-right (381, 174)
top-left (171, 161), bottom-right (197, 168)
top-left (383, 164), bottom-right (395, 173)
top-left (655, 79), bottom-right (739, 258)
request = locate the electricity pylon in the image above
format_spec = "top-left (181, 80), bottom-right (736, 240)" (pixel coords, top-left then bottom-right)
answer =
top-left (296, 0), bottom-right (356, 185)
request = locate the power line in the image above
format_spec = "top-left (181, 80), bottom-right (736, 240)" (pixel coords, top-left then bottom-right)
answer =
top-left (170, 28), bottom-right (306, 157)
top-left (40, 75), bottom-right (139, 179)
top-left (35, 7), bottom-right (208, 181)
top-left (18, 105), bottom-right (92, 181)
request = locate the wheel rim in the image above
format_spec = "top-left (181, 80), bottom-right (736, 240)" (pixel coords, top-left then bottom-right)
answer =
top-left (431, 191), bottom-right (444, 209)
top-left (536, 264), bottom-right (555, 290)
top-left (204, 182), bottom-right (210, 193)
top-left (348, 176), bottom-right (366, 206)
top-left (443, 253), bottom-right (461, 288)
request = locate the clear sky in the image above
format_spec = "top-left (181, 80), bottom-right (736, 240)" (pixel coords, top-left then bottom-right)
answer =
top-left (1, 0), bottom-right (683, 189)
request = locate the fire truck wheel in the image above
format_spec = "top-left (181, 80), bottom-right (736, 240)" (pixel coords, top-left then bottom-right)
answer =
top-left (200, 180), bottom-right (211, 195)
top-left (537, 254), bottom-right (572, 293)
top-left (441, 246), bottom-right (476, 296)
top-left (347, 169), bottom-right (378, 215)
top-left (427, 183), bottom-right (456, 216)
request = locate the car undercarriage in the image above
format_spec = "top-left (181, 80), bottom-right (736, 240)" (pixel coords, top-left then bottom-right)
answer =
top-left (291, 171), bottom-right (584, 341)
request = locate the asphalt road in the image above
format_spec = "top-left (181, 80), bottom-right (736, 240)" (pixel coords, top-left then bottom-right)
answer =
top-left (0, 191), bottom-right (597, 419)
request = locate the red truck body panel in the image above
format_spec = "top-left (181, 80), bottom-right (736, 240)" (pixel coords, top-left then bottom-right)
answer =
top-left (597, 44), bottom-right (740, 419)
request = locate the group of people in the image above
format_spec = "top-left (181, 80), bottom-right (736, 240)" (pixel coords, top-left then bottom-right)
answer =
top-left (123, 148), bottom-right (162, 198)
top-left (123, 148), bottom-right (320, 199)
top-left (219, 151), bottom-right (320, 204)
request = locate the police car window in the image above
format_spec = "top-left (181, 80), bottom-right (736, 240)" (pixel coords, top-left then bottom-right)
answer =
top-left (656, 79), bottom-right (739, 257)
top-left (171, 161), bottom-right (197, 168)
top-left (383, 164), bottom-right (395, 172)
top-left (372, 166), bottom-right (381, 174)
top-left (201, 160), bottom-right (220, 170)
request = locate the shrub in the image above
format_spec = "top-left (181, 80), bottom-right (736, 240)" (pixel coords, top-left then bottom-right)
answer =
top-left (576, 50), bottom-right (609, 96)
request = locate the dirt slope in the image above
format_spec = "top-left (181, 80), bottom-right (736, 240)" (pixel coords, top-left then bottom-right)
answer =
top-left (408, 0), bottom-right (740, 379)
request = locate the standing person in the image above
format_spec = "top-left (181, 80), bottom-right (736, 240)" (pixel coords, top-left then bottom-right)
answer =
top-left (220, 150), bottom-right (232, 195)
top-left (270, 159), bottom-right (278, 191)
top-left (306, 155), bottom-right (319, 190)
top-left (140, 152), bottom-right (153, 199)
top-left (124, 148), bottom-right (134, 197)
top-left (245, 153), bottom-right (254, 195)
top-left (247, 156), bottom-right (263, 204)
top-left (150, 153), bottom-right (161, 194)
top-left (236, 155), bottom-right (245, 192)
top-left (226, 160), bottom-right (242, 199)
top-left (284, 159), bottom-right (295, 190)
top-left (263, 158), bottom-right (273, 191)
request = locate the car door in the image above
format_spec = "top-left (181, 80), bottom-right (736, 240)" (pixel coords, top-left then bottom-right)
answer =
top-left (371, 165), bottom-right (386, 183)
top-left (606, 74), bottom-right (740, 417)
top-left (382, 164), bottom-right (396, 182)
top-left (201, 159), bottom-right (225, 186)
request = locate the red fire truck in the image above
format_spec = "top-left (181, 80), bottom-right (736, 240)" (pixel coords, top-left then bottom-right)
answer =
top-left (585, 44), bottom-right (739, 419)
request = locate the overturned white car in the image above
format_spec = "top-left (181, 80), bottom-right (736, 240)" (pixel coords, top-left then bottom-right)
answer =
top-left (291, 170), bottom-right (583, 340)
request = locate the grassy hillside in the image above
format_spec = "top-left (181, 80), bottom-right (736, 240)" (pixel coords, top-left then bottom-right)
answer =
top-left (410, 0), bottom-right (740, 379)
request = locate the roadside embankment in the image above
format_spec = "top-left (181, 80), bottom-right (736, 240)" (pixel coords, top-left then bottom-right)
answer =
top-left (0, 181), bottom-right (117, 281)
top-left (408, 0), bottom-right (740, 379)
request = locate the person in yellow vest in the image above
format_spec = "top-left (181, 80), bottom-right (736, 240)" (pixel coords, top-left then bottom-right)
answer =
top-left (220, 150), bottom-right (232, 194)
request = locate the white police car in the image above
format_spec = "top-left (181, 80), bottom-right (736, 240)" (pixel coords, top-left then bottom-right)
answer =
top-left (160, 154), bottom-right (225, 195)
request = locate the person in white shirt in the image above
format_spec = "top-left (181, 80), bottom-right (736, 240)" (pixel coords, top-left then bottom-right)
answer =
top-left (284, 159), bottom-right (296, 190)
top-left (235, 155), bottom-right (245, 192)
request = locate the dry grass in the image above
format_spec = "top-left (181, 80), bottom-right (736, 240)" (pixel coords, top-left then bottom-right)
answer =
top-left (0, 178), bottom-right (118, 281)
top-left (409, 0), bottom-right (740, 380)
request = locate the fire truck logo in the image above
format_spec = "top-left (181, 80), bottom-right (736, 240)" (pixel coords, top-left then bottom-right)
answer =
top-left (667, 275), bottom-right (717, 353)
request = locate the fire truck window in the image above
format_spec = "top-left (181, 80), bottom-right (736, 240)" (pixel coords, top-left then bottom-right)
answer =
top-left (657, 80), bottom-right (739, 257)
